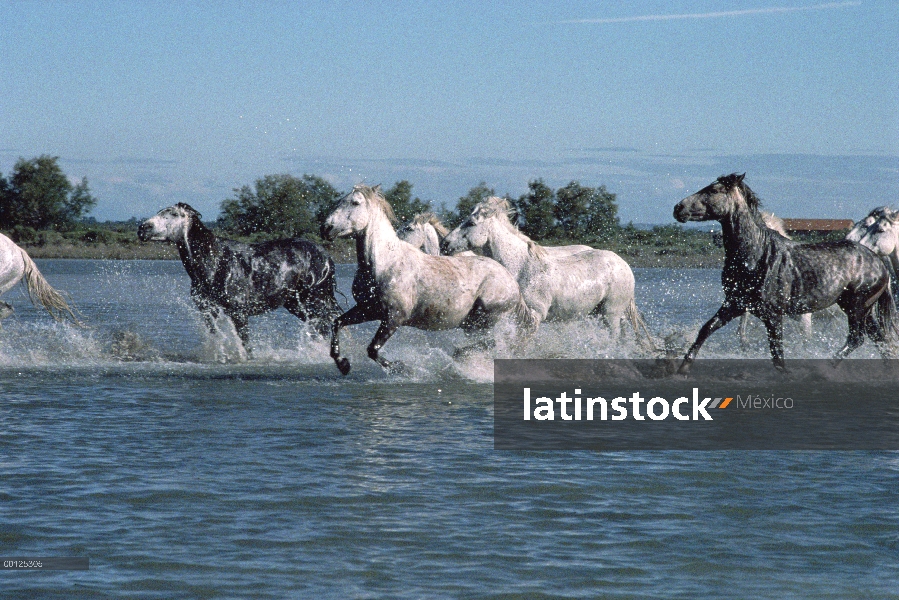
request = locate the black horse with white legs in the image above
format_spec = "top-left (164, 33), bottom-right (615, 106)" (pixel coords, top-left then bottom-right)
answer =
top-left (674, 173), bottom-right (898, 372)
top-left (138, 203), bottom-right (341, 358)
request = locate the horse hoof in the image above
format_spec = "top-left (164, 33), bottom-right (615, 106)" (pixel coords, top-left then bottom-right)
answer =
top-left (336, 358), bottom-right (351, 375)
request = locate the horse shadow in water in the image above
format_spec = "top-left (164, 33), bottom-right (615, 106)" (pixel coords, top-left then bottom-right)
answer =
top-left (138, 203), bottom-right (341, 360)
top-left (674, 173), bottom-right (898, 372)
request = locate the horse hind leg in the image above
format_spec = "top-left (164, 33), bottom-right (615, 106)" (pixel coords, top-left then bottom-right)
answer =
top-left (834, 299), bottom-right (867, 363)
top-left (761, 315), bottom-right (786, 371)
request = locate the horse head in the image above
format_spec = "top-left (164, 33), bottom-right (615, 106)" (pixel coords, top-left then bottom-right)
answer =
top-left (674, 173), bottom-right (759, 222)
top-left (398, 212), bottom-right (445, 255)
top-left (858, 211), bottom-right (899, 257)
top-left (441, 196), bottom-right (512, 254)
top-left (138, 203), bottom-right (202, 242)
top-left (321, 184), bottom-right (396, 240)
top-left (846, 206), bottom-right (896, 243)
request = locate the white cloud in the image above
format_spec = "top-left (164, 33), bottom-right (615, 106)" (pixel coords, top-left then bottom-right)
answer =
top-left (554, 2), bottom-right (861, 25)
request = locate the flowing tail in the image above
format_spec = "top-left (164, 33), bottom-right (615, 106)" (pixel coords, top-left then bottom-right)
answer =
top-left (625, 299), bottom-right (659, 353)
top-left (19, 249), bottom-right (82, 325)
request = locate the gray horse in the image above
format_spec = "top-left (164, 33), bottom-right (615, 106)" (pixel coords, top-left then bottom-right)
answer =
top-left (674, 173), bottom-right (897, 371)
top-left (139, 203), bottom-right (341, 359)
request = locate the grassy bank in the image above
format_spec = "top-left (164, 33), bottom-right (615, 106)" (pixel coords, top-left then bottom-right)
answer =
top-left (5, 222), bottom-right (850, 268)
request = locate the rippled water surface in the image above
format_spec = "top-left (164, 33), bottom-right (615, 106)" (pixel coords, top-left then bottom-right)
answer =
top-left (1, 260), bottom-right (897, 598)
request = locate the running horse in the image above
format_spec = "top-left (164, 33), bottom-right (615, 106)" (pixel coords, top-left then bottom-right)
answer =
top-left (321, 185), bottom-right (535, 375)
top-left (397, 212), bottom-right (448, 256)
top-left (0, 232), bottom-right (78, 324)
top-left (674, 173), bottom-right (897, 371)
top-left (138, 203), bottom-right (341, 359)
top-left (441, 196), bottom-right (655, 348)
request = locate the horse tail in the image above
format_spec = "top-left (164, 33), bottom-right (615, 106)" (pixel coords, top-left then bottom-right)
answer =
top-left (321, 257), bottom-right (346, 314)
top-left (625, 299), bottom-right (659, 353)
top-left (18, 249), bottom-right (82, 325)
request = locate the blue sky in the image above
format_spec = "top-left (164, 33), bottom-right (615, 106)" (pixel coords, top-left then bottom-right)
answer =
top-left (1, 1), bottom-right (897, 224)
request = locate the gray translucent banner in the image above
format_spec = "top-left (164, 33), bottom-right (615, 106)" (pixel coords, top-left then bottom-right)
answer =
top-left (494, 360), bottom-right (899, 450)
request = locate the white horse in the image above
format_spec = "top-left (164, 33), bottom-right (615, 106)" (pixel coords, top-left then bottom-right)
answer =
top-left (320, 185), bottom-right (536, 375)
top-left (441, 196), bottom-right (654, 347)
top-left (398, 211), bottom-right (588, 259)
top-left (0, 233), bottom-right (78, 324)
top-left (857, 210), bottom-right (899, 292)
top-left (736, 212), bottom-right (813, 346)
top-left (846, 206), bottom-right (896, 243)
top-left (397, 212), bottom-right (450, 256)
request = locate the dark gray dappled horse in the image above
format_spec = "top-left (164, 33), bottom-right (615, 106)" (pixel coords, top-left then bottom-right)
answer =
top-left (674, 173), bottom-right (898, 372)
top-left (138, 203), bottom-right (341, 359)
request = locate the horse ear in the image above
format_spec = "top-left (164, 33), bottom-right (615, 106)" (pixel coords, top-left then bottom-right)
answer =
top-left (737, 173), bottom-right (746, 183)
top-left (373, 184), bottom-right (382, 193)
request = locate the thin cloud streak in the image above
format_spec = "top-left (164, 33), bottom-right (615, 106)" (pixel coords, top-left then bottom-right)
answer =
top-left (554, 2), bottom-right (861, 25)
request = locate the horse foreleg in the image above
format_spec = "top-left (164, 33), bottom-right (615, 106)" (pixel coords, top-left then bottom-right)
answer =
top-left (330, 305), bottom-right (374, 375)
top-left (368, 321), bottom-right (399, 371)
top-left (231, 313), bottom-right (251, 358)
top-left (679, 304), bottom-right (742, 374)
top-left (761, 315), bottom-right (786, 370)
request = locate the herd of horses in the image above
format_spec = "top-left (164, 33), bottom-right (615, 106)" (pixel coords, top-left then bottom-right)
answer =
top-left (1, 174), bottom-right (898, 375)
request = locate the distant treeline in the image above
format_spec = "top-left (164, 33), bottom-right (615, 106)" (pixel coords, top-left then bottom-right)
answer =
top-left (0, 157), bottom-right (731, 265)
top-left (216, 174), bottom-right (623, 245)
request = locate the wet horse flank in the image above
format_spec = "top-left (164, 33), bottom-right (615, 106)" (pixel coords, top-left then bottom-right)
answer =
top-left (321, 185), bottom-right (535, 375)
top-left (674, 173), bottom-right (897, 371)
top-left (138, 203), bottom-right (340, 358)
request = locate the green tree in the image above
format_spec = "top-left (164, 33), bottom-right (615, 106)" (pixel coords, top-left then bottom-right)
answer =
top-left (582, 184), bottom-right (619, 240)
top-left (219, 174), bottom-right (340, 239)
top-left (516, 179), bottom-right (557, 240)
top-left (554, 181), bottom-right (620, 240)
top-left (0, 155), bottom-right (96, 230)
top-left (64, 178), bottom-right (98, 223)
top-left (444, 182), bottom-right (495, 228)
top-left (384, 180), bottom-right (430, 225)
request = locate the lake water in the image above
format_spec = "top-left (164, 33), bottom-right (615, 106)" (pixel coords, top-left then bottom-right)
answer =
top-left (1, 260), bottom-right (897, 598)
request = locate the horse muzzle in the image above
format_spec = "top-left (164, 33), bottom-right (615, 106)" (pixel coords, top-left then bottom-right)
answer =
top-left (137, 222), bottom-right (154, 241)
top-left (673, 204), bottom-right (701, 223)
top-left (320, 222), bottom-right (337, 241)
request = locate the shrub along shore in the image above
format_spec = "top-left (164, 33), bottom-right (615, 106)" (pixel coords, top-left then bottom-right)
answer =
top-left (6, 223), bottom-right (725, 267)
top-left (7, 222), bottom-right (848, 268)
